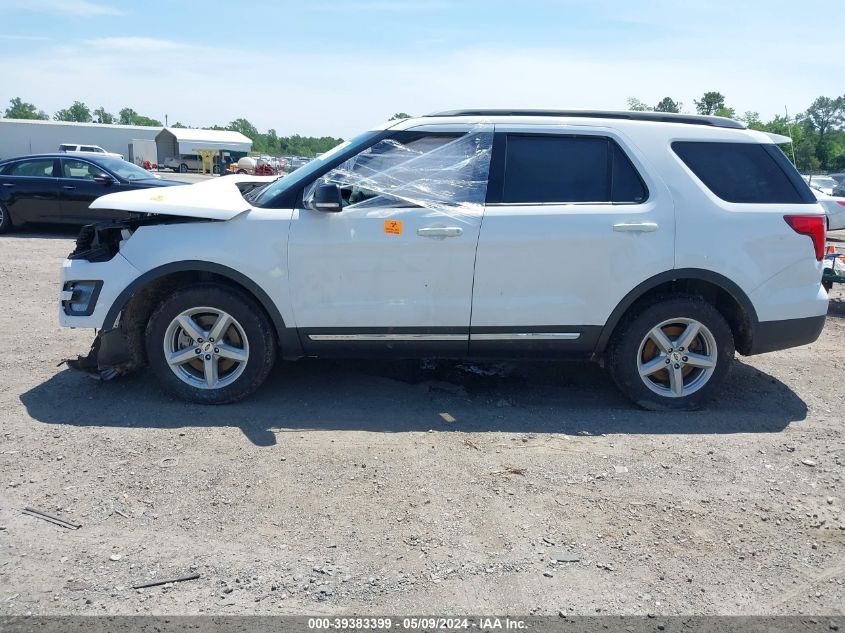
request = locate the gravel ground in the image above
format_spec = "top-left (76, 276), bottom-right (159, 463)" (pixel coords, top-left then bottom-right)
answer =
top-left (0, 228), bottom-right (843, 616)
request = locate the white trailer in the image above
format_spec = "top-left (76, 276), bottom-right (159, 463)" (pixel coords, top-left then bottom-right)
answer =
top-left (128, 139), bottom-right (159, 167)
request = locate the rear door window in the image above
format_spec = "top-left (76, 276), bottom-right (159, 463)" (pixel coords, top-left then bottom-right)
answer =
top-left (501, 134), bottom-right (647, 204)
top-left (672, 141), bottom-right (814, 204)
top-left (4, 159), bottom-right (55, 177)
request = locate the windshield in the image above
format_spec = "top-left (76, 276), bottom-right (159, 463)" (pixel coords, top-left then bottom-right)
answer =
top-left (250, 130), bottom-right (381, 207)
top-left (96, 156), bottom-right (157, 181)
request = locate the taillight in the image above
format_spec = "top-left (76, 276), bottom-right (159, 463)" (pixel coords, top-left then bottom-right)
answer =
top-left (837, 201), bottom-right (845, 207)
top-left (784, 215), bottom-right (826, 261)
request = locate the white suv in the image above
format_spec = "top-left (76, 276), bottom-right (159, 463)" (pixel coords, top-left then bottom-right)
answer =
top-left (162, 155), bottom-right (202, 173)
top-left (59, 109), bottom-right (828, 410)
top-left (58, 143), bottom-right (123, 159)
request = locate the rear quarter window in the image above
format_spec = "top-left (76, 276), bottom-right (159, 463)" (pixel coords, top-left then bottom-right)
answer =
top-left (672, 141), bottom-right (814, 204)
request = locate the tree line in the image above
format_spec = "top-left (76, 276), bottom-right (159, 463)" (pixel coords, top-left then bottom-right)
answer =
top-left (5, 95), bottom-right (845, 169)
top-left (626, 91), bottom-right (845, 173)
top-left (2, 97), bottom-right (342, 158)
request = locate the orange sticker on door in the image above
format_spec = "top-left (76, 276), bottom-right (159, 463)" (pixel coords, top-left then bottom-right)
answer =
top-left (384, 219), bottom-right (403, 235)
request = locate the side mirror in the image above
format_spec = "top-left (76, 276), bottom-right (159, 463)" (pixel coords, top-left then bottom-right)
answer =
top-left (310, 183), bottom-right (343, 212)
top-left (93, 174), bottom-right (115, 185)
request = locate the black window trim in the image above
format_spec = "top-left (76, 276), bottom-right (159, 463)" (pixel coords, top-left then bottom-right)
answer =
top-left (485, 131), bottom-right (650, 206)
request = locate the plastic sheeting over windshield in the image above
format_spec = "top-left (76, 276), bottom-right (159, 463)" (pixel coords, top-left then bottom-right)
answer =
top-left (303, 125), bottom-right (493, 223)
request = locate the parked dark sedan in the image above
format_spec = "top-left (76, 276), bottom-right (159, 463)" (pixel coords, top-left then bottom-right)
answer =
top-left (0, 153), bottom-right (186, 232)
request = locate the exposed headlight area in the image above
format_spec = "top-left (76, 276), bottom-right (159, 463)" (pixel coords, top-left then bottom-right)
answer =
top-left (68, 222), bottom-right (135, 263)
top-left (61, 280), bottom-right (103, 316)
top-left (68, 216), bottom-right (217, 263)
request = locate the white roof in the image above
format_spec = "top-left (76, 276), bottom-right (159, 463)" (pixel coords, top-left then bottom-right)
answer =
top-left (0, 117), bottom-right (162, 132)
top-left (157, 127), bottom-right (252, 153)
top-left (162, 127), bottom-right (251, 144)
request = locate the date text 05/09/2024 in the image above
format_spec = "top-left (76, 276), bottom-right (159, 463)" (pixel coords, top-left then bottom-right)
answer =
top-left (307, 617), bottom-right (528, 630)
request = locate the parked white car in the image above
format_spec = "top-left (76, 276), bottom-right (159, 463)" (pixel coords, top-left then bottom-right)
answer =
top-left (802, 175), bottom-right (837, 196)
top-left (59, 109), bottom-right (828, 410)
top-left (58, 143), bottom-right (122, 159)
top-left (813, 190), bottom-right (845, 231)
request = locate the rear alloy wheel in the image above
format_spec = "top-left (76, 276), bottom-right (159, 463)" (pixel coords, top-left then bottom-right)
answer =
top-left (637, 318), bottom-right (717, 398)
top-left (0, 202), bottom-right (12, 233)
top-left (145, 284), bottom-right (276, 404)
top-left (608, 296), bottom-right (734, 411)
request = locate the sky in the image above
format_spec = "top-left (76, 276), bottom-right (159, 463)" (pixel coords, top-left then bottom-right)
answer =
top-left (0, 0), bottom-right (841, 138)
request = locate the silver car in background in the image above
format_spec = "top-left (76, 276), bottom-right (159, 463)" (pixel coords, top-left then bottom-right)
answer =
top-left (813, 190), bottom-right (845, 230)
top-left (803, 174), bottom-right (837, 195)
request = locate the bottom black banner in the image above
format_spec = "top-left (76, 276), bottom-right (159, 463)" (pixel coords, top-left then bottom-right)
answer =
top-left (0, 616), bottom-right (841, 633)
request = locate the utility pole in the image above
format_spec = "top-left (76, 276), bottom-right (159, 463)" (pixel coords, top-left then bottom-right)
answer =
top-left (785, 106), bottom-right (797, 166)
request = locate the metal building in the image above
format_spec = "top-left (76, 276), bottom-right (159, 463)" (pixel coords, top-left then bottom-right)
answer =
top-left (0, 120), bottom-right (254, 168)
top-left (0, 118), bottom-right (160, 160)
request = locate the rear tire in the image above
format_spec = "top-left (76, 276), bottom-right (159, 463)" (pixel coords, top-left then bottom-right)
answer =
top-left (607, 295), bottom-right (734, 411)
top-left (145, 283), bottom-right (276, 404)
top-left (179, 163), bottom-right (189, 173)
top-left (0, 202), bottom-right (13, 233)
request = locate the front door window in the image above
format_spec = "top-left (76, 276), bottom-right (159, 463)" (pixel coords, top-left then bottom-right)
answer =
top-left (304, 126), bottom-right (494, 221)
top-left (62, 159), bottom-right (107, 180)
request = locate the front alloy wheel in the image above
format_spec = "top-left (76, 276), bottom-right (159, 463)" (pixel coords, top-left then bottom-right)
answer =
top-left (163, 307), bottom-right (250, 390)
top-left (145, 283), bottom-right (276, 404)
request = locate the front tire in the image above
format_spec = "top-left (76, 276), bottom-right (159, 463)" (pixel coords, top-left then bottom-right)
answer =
top-left (145, 283), bottom-right (276, 404)
top-left (607, 295), bottom-right (734, 411)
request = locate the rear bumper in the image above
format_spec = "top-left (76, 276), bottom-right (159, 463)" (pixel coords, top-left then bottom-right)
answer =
top-left (746, 314), bottom-right (826, 355)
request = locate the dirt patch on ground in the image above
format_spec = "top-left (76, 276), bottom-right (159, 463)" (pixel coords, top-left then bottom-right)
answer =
top-left (0, 229), bottom-right (842, 616)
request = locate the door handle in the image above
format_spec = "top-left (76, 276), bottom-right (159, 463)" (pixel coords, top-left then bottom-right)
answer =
top-left (63, 185), bottom-right (76, 190)
top-left (2, 183), bottom-right (14, 187)
top-left (416, 227), bottom-right (463, 238)
top-left (613, 222), bottom-right (658, 233)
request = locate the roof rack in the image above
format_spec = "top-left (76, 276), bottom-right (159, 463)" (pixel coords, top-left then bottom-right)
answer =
top-left (425, 109), bottom-right (746, 130)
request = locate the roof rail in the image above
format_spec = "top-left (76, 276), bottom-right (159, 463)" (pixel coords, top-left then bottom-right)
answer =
top-left (425, 109), bottom-right (746, 130)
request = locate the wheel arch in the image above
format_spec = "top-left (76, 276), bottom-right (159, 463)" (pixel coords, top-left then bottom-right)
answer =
top-left (0, 199), bottom-right (22, 227)
top-left (596, 268), bottom-right (759, 356)
top-left (104, 260), bottom-right (302, 359)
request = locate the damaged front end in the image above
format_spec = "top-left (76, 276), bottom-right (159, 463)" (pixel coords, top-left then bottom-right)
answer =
top-left (64, 327), bottom-right (138, 381)
top-left (62, 177), bottom-right (264, 380)
top-left (68, 214), bottom-right (203, 263)
top-left (63, 215), bottom-right (211, 380)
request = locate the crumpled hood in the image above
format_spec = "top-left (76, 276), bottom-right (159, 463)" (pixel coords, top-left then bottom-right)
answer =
top-left (88, 175), bottom-right (277, 220)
